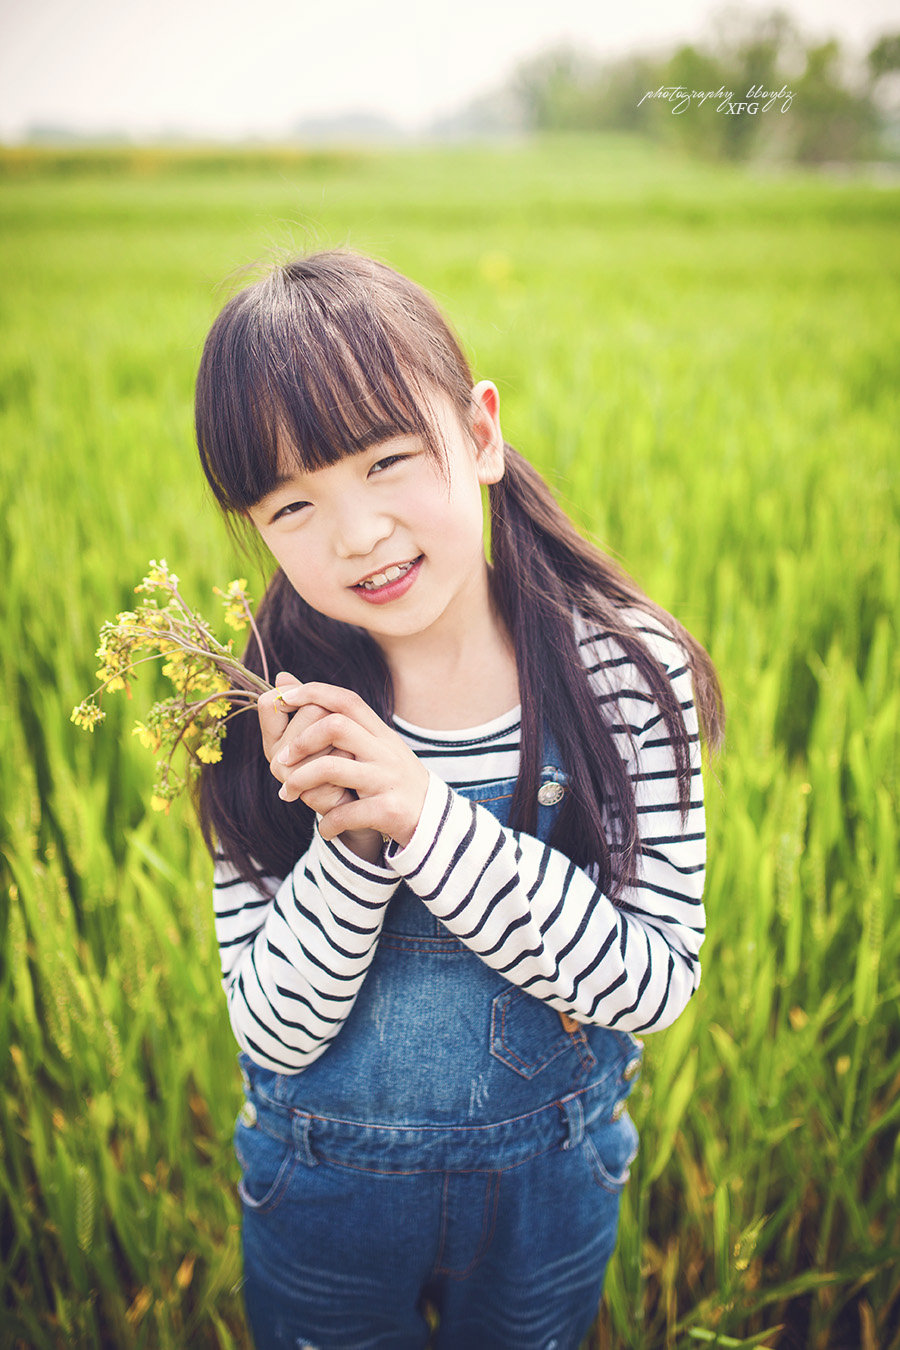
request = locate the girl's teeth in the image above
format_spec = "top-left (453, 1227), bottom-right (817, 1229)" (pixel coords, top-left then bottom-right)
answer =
top-left (360, 561), bottom-right (415, 590)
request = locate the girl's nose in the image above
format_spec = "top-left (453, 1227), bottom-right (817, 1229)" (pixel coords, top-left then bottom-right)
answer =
top-left (331, 501), bottom-right (394, 560)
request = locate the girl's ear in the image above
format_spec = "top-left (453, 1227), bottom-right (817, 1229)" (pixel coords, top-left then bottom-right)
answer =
top-left (470, 380), bottom-right (505, 485)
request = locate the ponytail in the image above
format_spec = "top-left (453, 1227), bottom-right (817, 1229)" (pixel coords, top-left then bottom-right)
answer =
top-left (488, 445), bottom-right (723, 894)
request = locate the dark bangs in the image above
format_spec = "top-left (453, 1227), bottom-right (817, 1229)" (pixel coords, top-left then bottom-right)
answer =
top-left (195, 252), bottom-right (473, 515)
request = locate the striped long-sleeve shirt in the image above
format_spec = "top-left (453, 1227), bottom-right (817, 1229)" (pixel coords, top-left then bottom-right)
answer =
top-left (213, 611), bottom-right (707, 1073)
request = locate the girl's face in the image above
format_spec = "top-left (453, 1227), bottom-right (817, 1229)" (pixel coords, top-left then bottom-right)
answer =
top-left (246, 382), bottom-right (505, 654)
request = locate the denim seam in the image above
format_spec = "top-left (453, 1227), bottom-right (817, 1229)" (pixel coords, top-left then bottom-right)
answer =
top-left (582, 1128), bottom-right (636, 1194)
top-left (568, 1027), bottom-right (598, 1077)
top-left (433, 1173), bottom-right (500, 1279)
top-left (308, 1139), bottom-right (562, 1177)
top-left (433, 1172), bottom-right (451, 1273)
top-left (248, 1070), bottom-right (620, 1141)
top-left (236, 1139), bottom-right (297, 1212)
top-left (377, 937), bottom-right (468, 953)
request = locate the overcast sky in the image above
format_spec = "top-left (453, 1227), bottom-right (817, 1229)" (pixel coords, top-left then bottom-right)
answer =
top-left (1, 0), bottom-right (896, 141)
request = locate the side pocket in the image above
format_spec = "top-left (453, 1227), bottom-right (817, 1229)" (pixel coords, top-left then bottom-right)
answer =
top-left (235, 1117), bottom-right (297, 1214)
top-left (490, 987), bottom-right (596, 1080)
top-left (582, 1111), bottom-right (639, 1194)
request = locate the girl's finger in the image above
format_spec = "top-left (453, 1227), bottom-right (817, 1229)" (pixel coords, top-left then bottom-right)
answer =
top-left (295, 784), bottom-right (355, 815)
top-left (257, 683), bottom-right (293, 760)
top-left (276, 711), bottom-right (374, 768)
top-left (260, 684), bottom-right (332, 766)
top-left (314, 796), bottom-right (410, 847)
top-left (281, 753), bottom-right (380, 800)
top-left (276, 681), bottom-right (386, 737)
top-left (313, 798), bottom-right (379, 841)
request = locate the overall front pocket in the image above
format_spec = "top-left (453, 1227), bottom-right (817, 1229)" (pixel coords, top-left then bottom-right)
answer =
top-left (582, 1111), bottom-right (640, 1193)
top-left (490, 986), bottom-right (597, 1079)
top-left (235, 1115), bottom-right (297, 1213)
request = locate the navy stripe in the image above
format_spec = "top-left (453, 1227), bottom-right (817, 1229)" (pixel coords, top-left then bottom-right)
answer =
top-left (215, 894), bottom-right (272, 920)
top-left (417, 802), bottom-right (479, 900)
top-left (298, 867), bottom-right (380, 934)
top-left (631, 953), bottom-right (677, 1033)
top-left (313, 860), bottom-right (392, 910)
top-left (440, 833), bottom-right (507, 925)
top-left (637, 799), bottom-right (704, 815)
top-left (402, 787), bottom-right (455, 881)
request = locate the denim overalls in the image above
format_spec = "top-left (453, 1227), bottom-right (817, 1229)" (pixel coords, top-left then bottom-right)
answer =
top-left (235, 727), bottom-right (643, 1350)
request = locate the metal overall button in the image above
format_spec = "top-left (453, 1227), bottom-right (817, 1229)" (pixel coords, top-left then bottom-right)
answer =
top-left (623, 1057), bottom-right (642, 1082)
top-left (537, 781), bottom-right (565, 806)
top-left (239, 1100), bottom-right (258, 1128)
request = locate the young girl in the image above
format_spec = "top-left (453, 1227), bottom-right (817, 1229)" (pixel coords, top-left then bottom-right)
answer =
top-left (194, 250), bottom-right (723, 1350)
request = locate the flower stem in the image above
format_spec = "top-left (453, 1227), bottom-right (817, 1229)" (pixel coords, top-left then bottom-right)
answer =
top-left (243, 595), bottom-right (270, 685)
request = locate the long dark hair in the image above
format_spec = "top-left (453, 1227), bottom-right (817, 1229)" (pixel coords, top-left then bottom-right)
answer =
top-left (194, 250), bottom-right (723, 894)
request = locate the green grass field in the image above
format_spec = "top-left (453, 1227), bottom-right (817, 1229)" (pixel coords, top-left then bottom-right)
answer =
top-left (1, 137), bottom-right (898, 1349)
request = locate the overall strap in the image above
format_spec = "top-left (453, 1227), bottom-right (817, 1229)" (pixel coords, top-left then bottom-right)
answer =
top-left (538, 720), bottom-right (570, 786)
top-left (536, 721), bottom-right (580, 1037)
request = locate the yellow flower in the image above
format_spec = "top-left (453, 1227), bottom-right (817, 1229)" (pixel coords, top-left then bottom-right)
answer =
top-left (214, 578), bottom-right (248, 598)
top-left (196, 742), bottom-right (223, 764)
top-left (135, 559), bottom-right (178, 593)
top-left (216, 578), bottom-right (251, 630)
top-left (76, 560), bottom-right (271, 813)
top-left (71, 702), bottom-right (105, 731)
top-left (131, 722), bottom-right (161, 752)
top-left (181, 665), bottom-right (226, 696)
top-left (161, 654), bottom-right (187, 682)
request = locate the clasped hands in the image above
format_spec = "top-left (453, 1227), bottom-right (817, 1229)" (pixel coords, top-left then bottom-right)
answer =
top-left (258, 672), bottom-right (430, 865)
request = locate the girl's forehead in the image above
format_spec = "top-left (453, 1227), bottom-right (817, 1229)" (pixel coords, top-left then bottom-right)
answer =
top-left (272, 388), bottom-right (468, 477)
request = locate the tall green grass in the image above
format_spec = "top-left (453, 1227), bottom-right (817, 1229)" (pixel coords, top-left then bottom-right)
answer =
top-left (1, 138), bottom-right (898, 1348)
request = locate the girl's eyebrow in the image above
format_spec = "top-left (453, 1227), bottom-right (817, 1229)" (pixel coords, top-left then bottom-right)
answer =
top-left (354, 421), bottom-right (414, 451)
top-left (255, 427), bottom-right (422, 510)
top-left (253, 470), bottom-right (304, 510)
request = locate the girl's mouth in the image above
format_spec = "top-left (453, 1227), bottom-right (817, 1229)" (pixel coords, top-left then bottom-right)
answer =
top-left (353, 556), bottom-right (423, 604)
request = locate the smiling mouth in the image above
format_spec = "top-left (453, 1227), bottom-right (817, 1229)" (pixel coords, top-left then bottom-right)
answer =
top-left (354, 557), bottom-right (422, 591)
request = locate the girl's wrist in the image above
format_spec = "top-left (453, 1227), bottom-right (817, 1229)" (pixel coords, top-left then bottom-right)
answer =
top-left (337, 827), bottom-right (386, 865)
top-left (388, 766), bottom-right (431, 852)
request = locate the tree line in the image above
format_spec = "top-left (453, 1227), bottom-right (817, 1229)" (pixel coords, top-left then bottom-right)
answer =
top-left (445, 9), bottom-right (900, 164)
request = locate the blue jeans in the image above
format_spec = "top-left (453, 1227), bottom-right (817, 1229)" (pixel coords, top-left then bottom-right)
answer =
top-left (236, 728), bottom-right (641, 1349)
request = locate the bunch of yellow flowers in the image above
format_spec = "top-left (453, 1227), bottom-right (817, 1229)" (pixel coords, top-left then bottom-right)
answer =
top-left (71, 560), bottom-right (273, 811)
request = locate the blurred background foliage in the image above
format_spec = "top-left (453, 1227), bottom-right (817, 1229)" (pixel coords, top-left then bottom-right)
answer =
top-left (438, 8), bottom-right (900, 166)
top-left (9, 9), bottom-right (900, 169)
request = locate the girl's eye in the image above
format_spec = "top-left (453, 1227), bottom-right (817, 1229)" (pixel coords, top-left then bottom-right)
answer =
top-left (272, 500), bottom-right (310, 522)
top-left (370, 453), bottom-right (409, 474)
